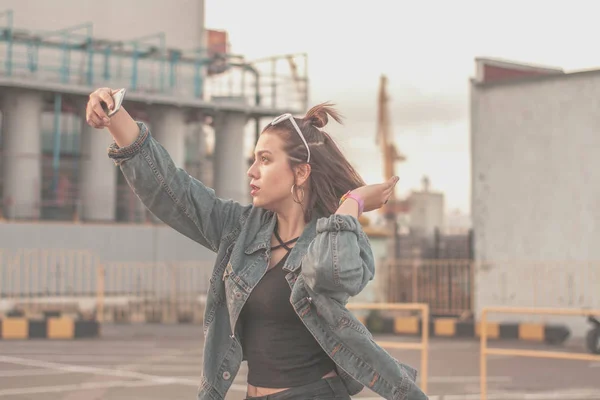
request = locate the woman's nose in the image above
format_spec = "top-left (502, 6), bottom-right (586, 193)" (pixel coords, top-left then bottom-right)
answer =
top-left (247, 163), bottom-right (257, 178)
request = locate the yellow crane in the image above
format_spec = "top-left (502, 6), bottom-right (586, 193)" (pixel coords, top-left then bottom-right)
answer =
top-left (375, 74), bottom-right (408, 265)
top-left (376, 74), bottom-right (406, 215)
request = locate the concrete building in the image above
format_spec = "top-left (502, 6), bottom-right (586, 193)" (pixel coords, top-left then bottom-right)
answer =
top-left (471, 57), bottom-right (600, 335)
top-left (407, 176), bottom-right (445, 240)
top-left (0, 0), bottom-right (308, 266)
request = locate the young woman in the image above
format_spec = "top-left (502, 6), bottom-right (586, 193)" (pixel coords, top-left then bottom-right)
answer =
top-left (86, 88), bottom-right (427, 400)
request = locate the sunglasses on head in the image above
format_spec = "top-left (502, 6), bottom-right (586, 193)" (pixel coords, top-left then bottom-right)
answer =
top-left (270, 113), bottom-right (311, 163)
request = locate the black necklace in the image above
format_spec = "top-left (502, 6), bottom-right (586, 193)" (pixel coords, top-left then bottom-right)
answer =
top-left (271, 227), bottom-right (299, 251)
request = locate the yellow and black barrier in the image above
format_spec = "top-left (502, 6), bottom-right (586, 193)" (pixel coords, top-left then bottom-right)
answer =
top-left (364, 314), bottom-right (571, 345)
top-left (480, 307), bottom-right (600, 400)
top-left (0, 316), bottom-right (99, 340)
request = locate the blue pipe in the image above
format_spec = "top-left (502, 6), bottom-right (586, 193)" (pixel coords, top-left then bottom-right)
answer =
top-left (0, 22), bottom-right (273, 105)
top-left (3, 10), bottom-right (13, 76)
top-left (27, 41), bottom-right (39, 72)
top-left (60, 36), bottom-right (70, 83)
top-left (194, 63), bottom-right (202, 98)
top-left (103, 47), bottom-right (111, 80)
top-left (38, 22), bottom-right (93, 84)
top-left (169, 50), bottom-right (180, 88)
top-left (131, 44), bottom-right (139, 90)
top-left (194, 49), bottom-right (205, 98)
top-left (71, 115), bottom-right (80, 213)
top-left (52, 93), bottom-right (62, 191)
top-left (39, 22), bottom-right (93, 38)
top-left (122, 32), bottom-right (167, 92)
top-left (159, 34), bottom-right (165, 92)
top-left (86, 37), bottom-right (93, 85)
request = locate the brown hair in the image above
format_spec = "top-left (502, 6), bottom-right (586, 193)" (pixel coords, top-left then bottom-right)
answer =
top-left (262, 102), bottom-right (366, 222)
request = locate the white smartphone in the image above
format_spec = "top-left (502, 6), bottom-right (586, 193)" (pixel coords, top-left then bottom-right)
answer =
top-left (102, 88), bottom-right (126, 117)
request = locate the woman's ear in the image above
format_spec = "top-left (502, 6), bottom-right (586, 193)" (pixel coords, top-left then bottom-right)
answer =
top-left (294, 163), bottom-right (312, 187)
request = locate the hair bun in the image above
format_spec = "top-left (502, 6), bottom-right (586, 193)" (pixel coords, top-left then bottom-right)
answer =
top-left (310, 112), bottom-right (328, 128)
top-left (303, 102), bottom-right (343, 129)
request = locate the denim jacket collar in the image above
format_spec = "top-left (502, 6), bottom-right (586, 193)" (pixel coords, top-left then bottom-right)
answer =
top-left (243, 212), bottom-right (276, 255)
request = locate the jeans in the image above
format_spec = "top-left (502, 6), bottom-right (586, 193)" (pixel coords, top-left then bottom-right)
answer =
top-left (244, 376), bottom-right (351, 400)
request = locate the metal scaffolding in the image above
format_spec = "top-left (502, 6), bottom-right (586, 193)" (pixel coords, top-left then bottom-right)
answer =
top-left (0, 9), bottom-right (309, 111)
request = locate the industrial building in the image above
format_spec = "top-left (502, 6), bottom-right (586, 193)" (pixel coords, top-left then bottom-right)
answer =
top-left (0, 1), bottom-right (308, 267)
top-left (471, 57), bottom-right (600, 335)
top-left (3, 1), bottom-right (596, 339)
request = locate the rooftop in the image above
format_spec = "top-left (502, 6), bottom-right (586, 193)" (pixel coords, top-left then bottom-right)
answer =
top-left (471, 57), bottom-right (600, 89)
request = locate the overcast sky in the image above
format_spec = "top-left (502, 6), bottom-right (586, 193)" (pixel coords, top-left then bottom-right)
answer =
top-left (206, 0), bottom-right (600, 214)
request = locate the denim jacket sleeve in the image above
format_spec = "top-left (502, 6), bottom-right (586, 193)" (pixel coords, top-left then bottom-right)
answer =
top-left (302, 214), bottom-right (375, 302)
top-left (107, 122), bottom-right (250, 252)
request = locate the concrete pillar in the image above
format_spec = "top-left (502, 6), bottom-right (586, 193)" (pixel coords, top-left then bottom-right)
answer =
top-left (1, 89), bottom-right (44, 219)
top-left (148, 106), bottom-right (187, 168)
top-left (213, 110), bottom-right (248, 203)
top-left (146, 106), bottom-right (188, 223)
top-left (196, 123), bottom-right (209, 182)
top-left (196, 0), bottom-right (207, 53)
top-left (185, 118), bottom-right (209, 183)
top-left (79, 122), bottom-right (117, 221)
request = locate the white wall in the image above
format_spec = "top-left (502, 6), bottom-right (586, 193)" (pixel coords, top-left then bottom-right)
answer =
top-left (2, 0), bottom-right (205, 50)
top-left (470, 73), bottom-right (600, 335)
top-left (0, 221), bottom-right (216, 263)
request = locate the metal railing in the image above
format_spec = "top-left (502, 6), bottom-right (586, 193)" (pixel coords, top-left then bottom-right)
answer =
top-left (480, 306), bottom-right (600, 400)
top-left (347, 302), bottom-right (429, 393)
top-left (384, 259), bottom-right (473, 317)
top-left (7, 248), bottom-right (600, 399)
top-left (0, 249), bottom-right (212, 323)
top-left (0, 249), bottom-right (99, 317)
top-left (97, 261), bottom-right (211, 324)
top-left (0, 9), bottom-right (308, 112)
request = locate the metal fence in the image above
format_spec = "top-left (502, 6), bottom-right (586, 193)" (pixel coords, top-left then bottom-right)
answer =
top-left (384, 259), bottom-right (474, 317)
top-left (0, 9), bottom-right (308, 112)
top-left (98, 261), bottom-right (211, 323)
top-left (0, 249), bottom-right (98, 297)
top-left (0, 249), bottom-right (212, 323)
top-left (3, 250), bottom-right (600, 326)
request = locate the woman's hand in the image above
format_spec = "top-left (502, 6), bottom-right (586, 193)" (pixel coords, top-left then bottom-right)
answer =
top-left (86, 87), bottom-right (118, 129)
top-left (351, 176), bottom-right (399, 213)
top-left (85, 87), bottom-right (139, 148)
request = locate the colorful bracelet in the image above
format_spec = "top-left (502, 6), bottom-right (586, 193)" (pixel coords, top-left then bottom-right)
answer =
top-left (339, 190), bottom-right (364, 215)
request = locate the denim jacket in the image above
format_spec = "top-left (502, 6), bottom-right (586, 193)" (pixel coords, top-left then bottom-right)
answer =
top-left (108, 122), bottom-right (428, 400)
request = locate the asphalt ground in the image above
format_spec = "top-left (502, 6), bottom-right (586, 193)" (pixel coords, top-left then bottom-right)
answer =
top-left (0, 324), bottom-right (599, 400)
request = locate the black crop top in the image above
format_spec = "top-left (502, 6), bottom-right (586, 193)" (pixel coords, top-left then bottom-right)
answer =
top-left (239, 252), bottom-right (336, 388)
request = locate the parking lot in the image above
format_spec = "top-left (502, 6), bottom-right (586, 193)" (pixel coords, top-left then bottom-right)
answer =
top-left (0, 324), bottom-right (598, 400)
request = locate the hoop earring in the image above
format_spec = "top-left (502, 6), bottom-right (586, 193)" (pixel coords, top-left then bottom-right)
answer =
top-left (291, 184), bottom-right (305, 204)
